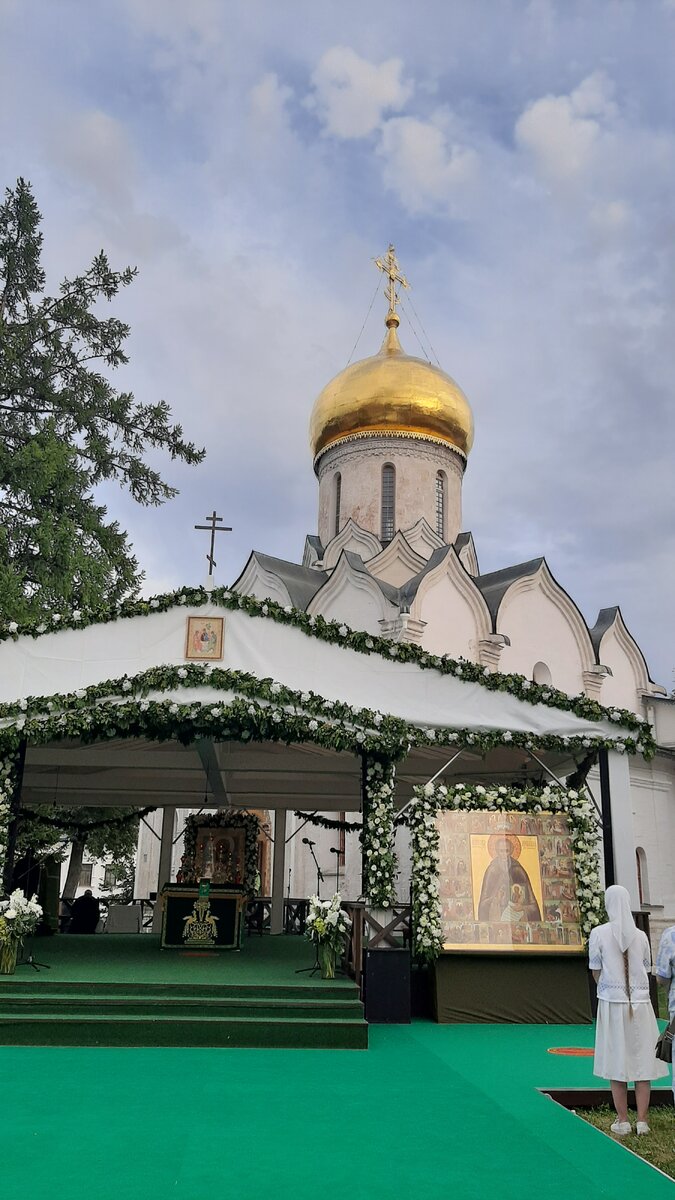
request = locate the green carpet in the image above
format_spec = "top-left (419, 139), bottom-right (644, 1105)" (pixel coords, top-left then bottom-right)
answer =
top-left (3, 932), bottom-right (354, 986)
top-left (3, 1022), bottom-right (672, 1200)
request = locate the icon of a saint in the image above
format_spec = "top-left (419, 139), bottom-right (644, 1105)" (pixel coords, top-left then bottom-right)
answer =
top-left (477, 834), bottom-right (541, 922)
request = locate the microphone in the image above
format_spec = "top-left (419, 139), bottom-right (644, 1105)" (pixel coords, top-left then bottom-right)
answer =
top-left (302, 838), bottom-right (315, 847)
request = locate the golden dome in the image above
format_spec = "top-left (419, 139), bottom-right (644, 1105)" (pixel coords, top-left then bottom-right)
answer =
top-left (309, 314), bottom-right (474, 465)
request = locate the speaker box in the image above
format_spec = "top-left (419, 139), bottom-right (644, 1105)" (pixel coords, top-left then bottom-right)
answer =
top-left (363, 948), bottom-right (411, 1024)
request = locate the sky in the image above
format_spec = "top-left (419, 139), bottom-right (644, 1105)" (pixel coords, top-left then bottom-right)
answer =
top-left (1, 0), bottom-right (674, 685)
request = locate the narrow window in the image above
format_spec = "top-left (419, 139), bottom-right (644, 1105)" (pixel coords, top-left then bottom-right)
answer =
top-left (381, 464), bottom-right (395, 542)
top-left (435, 471), bottom-right (446, 540)
top-left (334, 473), bottom-right (342, 537)
top-left (636, 847), bottom-right (650, 905)
top-left (339, 813), bottom-right (346, 867)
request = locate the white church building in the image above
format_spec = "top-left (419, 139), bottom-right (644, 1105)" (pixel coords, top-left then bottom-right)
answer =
top-left (136, 250), bottom-right (674, 947)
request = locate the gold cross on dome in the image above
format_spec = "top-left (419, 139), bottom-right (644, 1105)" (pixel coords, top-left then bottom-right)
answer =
top-left (374, 244), bottom-right (410, 322)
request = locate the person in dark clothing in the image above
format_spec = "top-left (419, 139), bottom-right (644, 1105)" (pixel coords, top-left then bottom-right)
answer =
top-left (68, 889), bottom-right (100, 933)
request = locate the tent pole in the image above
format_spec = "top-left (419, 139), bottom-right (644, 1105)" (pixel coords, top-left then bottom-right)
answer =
top-left (395, 749), bottom-right (464, 824)
top-left (151, 806), bottom-right (177, 932)
top-left (525, 749), bottom-right (602, 819)
top-left (270, 809), bottom-right (287, 935)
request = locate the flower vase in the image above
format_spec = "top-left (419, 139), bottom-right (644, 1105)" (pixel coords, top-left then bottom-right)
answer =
top-left (0, 940), bottom-right (18, 975)
top-left (318, 943), bottom-right (336, 980)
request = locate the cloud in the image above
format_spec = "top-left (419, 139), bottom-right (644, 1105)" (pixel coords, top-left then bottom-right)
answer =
top-left (378, 114), bottom-right (478, 214)
top-left (47, 109), bottom-right (136, 205)
top-left (307, 45), bottom-right (412, 138)
top-left (249, 72), bottom-right (293, 136)
top-left (515, 71), bottom-right (617, 182)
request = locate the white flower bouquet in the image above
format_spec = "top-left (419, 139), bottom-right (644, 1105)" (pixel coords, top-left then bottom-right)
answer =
top-left (0, 889), bottom-right (43, 973)
top-left (305, 893), bottom-right (351, 979)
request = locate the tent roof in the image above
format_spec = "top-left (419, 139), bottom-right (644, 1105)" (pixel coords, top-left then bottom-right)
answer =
top-left (0, 599), bottom-right (634, 744)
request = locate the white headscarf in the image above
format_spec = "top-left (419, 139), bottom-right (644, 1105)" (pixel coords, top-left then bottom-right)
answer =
top-left (605, 884), bottom-right (638, 953)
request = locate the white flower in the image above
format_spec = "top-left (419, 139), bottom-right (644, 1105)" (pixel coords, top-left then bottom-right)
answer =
top-left (5, 910), bottom-right (16, 920)
top-left (169, 704), bottom-right (179, 715)
top-left (36, 623), bottom-right (46, 634)
top-left (339, 624), bottom-right (348, 637)
top-left (503, 731), bottom-right (513, 742)
top-left (309, 616), bottom-right (316, 627)
top-left (284, 605), bottom-right (293, 614)
top-left (178, 595), bottom-right (187, 605)
top-left (389, 647), bottom-right (398, 657)
top-left (177, 667), bottom-right (187, 679)
top-left (300, 692), bottom-right (310, 703)
top-left (122, 680), bottom-right (132, 691)
top-left (8, 621), bottom-right (18, 633)
top-left (150, 599), bottom-right (160, 609)
top-left (52, 613), bottom-right (61, 623)
top-left (210, 707), bottom-right (221, 717)
top-left (308, 720), bottom-right (318, 732)
top-left (272, 712), bottom-right (281, 723)
top-left (425, 728), bottom-right (436, 741)
top-left (373, 714), bottom-right (382, 726)
top-left (72, 610), bottom-right (82, 622)
top-left (423, 782), bottom-right (435, 797)
top-left (262, 604), bottom-right (269, 615)
top-left (248, 705), bottom-right (256, 715)
top-left (521, 679), bottom-right (531, 691)
top-left (18, 698), bottom-right (27, 711)
top-left (365, 638), bottom-right (374, 649)
top-left (140, 701), bottom-right (150, 712)
top-left (270, 683), bottom-right (281, 695)
top-left (356, 731), bottom-right (365, 743)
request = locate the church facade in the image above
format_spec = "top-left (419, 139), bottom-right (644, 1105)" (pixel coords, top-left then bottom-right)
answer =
top-left (198, 250), bottom-right (674, 946)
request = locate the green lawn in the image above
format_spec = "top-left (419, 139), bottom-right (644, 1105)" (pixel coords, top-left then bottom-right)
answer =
top-left (580, 1105), bottom-right (674, 1180)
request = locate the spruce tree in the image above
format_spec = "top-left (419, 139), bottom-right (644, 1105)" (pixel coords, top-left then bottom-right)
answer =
top-left (0, 178), bottom-right (205, 621)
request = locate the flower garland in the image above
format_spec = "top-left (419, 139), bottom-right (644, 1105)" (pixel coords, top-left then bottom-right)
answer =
top-left (181, 809), bottom-right (260, 894)
top-left (0, 584), bottom-right (653, 751)
top-left (293, 811), bottom-right (363, 832)
top-left (361, 760), bottom-right (398, 907)
top-left (0, 748), bottom-right (23, 893)
top-left (0, 663), bottom-right (648, 761)
top-left (408, 781), bottom-right (603, 962)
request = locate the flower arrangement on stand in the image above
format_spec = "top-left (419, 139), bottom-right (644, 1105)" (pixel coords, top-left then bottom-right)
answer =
top-left (0, 890), bottom-right (43, 974)
top-left (304, 894), bottom-right (351, 979)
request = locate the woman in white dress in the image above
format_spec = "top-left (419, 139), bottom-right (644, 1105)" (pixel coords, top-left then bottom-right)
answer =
top-left (588, 885), bottom-right (668, 1135)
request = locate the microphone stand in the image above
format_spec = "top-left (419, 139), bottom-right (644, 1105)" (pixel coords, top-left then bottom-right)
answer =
top-left (303, 840), bottom-right (324, 899)
top-left (295, 839), bottom-right (325, 975)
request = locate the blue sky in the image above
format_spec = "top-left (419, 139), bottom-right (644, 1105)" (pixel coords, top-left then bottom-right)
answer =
top-left (1, 0), bottom-right (675, 684)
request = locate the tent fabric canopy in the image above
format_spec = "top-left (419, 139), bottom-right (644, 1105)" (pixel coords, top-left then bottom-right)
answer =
top-left (0, 602), bottom-right (632, 742)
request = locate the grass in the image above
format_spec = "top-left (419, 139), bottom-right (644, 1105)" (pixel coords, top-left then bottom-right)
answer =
top-left (579, 1105), bottom-right (674, 1180)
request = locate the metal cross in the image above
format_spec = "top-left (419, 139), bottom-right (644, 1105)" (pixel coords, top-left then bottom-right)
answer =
top-left (194, 510), bottom-right (232, 577)
top-left (374, 244), bottom-right (410, 320)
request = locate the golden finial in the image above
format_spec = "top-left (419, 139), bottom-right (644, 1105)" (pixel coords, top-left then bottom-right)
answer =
top-left (374, 244), bottom-right (409, 328)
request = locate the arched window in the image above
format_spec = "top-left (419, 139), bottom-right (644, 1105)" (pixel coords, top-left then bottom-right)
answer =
top-left (381, 464), bottom-right (395, 543)
top-left (636, 847), bottom-right (650, 905)
top-left (532, 662), bottom-right (552, 686)
top-left (334, 473), bottom-right (342, 537)
top-left (435, 471), bottom-right (446, 540)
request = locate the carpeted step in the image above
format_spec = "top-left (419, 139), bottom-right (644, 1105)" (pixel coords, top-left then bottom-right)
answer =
top-left (0, 995), bottom-right (365, 1020)
top-left (0, 1013), bottom-right (368, 1049)
top-left (0, 979), bottom-right (358, 1001)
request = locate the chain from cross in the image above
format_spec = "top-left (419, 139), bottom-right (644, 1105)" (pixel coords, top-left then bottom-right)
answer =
top-left (194, 510), bottom-right (232, 577)
top-left (374, 244), bottom-right (410, 320)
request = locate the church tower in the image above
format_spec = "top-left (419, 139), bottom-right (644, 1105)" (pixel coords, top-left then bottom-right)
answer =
top-left (309, 247), bottom-right (474, 547)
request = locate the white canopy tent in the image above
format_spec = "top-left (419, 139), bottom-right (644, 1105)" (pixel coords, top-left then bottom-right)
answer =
top-left (0, 599), bottom-right (641, 920)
